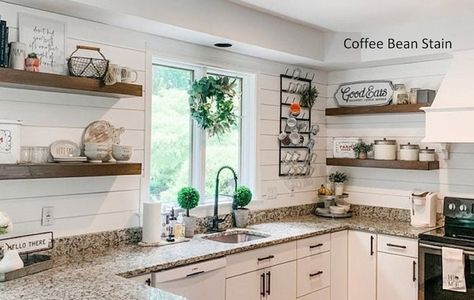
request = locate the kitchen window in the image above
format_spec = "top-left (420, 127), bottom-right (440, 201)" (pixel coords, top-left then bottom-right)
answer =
top-left (150, 61), bottom-right (255, 206)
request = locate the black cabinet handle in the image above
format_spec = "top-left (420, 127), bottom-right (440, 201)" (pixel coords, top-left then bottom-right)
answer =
top-left (257, 255), bottom-right (275, 262)
top-left (260, 273), bottom-right (266, 296)
top-left (145, 278), bottom-right (151, 286)
top-left (387, 243), bottom-right (407, 249)
top-left (413, 261), bottom-right (417, 282)
top-left (309, 243), bottom-right (323, 249)
top-left (370, 235), bottom-right (374, 256)
top-left (266, 271), bottom-right (271, 295)
top-left (186, 271), bottom-right (204, 277)
top-left (309, 271), bottom-right (324, 278)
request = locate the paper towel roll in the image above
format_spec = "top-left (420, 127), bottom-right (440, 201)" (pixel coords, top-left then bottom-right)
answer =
top-left (142, 202), bottom-right (162, 244)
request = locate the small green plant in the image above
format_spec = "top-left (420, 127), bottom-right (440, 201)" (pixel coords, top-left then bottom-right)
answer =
top-left (233, 186), bottom-right (252, 209)
top-left (27, 52), bottom-right (38, 59)
top-left (0, 211), bottom-right (12, 235)
top-left (352, 142), bottom-right (373, 157)
top-left (329, 171), bottom-right (347, 183)
top-left (177, 187), bottom-right (200, 217)
top-left (298, 86), bottom-right (319, 108)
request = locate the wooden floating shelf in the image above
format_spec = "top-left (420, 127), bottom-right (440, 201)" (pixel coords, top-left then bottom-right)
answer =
top-left (326, 158), bottom-right (439, 170)
top-left (0, 163), bottom-right (142, 180)
top-left (0, 68), bottom-right (143, 98)
top-left (325, 104), bottom-right (426, 116)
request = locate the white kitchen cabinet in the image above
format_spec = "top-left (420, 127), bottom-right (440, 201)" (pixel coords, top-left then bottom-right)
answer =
top-left (297, 287), bottom-right (330, 300)
top-left (377, 252), bottom-right (418, 300)
top-left (330, 230), bottom-right (348, 300)
top-left (129, 273), bottom-right (152, 286)
top-left (226, 261), bottom-right (297, 300)
top-left (348, 231), bottom-right (377, 300)
top-left (297, 251), bottom-right (330, 297)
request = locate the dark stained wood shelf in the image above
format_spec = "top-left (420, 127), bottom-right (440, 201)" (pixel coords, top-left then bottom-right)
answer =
top-left (0, 68), bottom-right (143, 98)
top-left (0, 163), bottom-right (142, 180)
top-left (326, 158), bottom-right (439, 170)
top-left (325, 104), bottom-right (426, 116)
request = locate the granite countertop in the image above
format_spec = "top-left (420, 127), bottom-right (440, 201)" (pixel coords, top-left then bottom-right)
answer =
top-left (0, 215), bottom-right (434, 300)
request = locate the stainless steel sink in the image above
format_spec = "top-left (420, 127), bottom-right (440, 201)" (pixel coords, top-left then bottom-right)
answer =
top-left (202, 230), bottom-right (270, 244)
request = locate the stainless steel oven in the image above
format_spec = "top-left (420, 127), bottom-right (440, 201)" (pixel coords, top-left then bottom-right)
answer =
top-left (419, 240), bottom-right (474, 300)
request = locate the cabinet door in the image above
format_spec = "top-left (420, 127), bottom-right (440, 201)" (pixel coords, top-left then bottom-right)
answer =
top-left (226, 270), bottom-right (265, 300)
top-left (377, 252), bottom-right (418, 300)
top-left (348, 231), bottom-right (376, 300)
top-left (268, 261), bottom-right (297, 300)
top-left (331, 230), bottom-right (348, 300)
top-left (297, 287), bottom-right (330, 300)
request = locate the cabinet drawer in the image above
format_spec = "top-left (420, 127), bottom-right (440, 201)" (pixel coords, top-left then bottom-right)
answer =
top-left (297, 287), bottom-right (330, 300)
top-left (377, 234), bottom-right (418, 258)
top-left (226, 241), bottom-right (296, 278)
top-left (297, 251), bottom-right (330, 297)
top-left (296, 234), bottom-right (331, 259)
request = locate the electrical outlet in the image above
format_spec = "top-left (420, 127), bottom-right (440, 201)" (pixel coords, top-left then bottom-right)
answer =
top-left (41, 206), bottom-right (54, 226)
top-left (267, 186), bottom-right (278, 200)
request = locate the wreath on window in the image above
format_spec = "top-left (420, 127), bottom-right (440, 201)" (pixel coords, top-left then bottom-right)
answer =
top-left (188, 76), bottom-right (238, 137)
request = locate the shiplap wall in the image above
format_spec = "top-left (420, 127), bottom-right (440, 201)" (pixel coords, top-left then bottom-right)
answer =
top-left (327, 59), bottom-right (474, 210)
top-left (0, 2), bottom-right (326, 237)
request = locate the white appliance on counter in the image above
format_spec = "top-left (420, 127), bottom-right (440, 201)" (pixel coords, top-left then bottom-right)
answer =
top-left (152, 258), bottom-right (226, 300)
top-left (410, 192), bottom-right (438, 227)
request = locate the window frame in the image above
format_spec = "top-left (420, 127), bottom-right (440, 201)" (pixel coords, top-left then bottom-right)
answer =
top-left (149, 59), bottom-right (255, 207)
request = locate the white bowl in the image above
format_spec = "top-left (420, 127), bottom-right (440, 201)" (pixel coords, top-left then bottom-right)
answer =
top-left (329, 205), bottom-right (346, 215)
top-left (84, 142), bottom-right (110, 152)
top-left (112, 145), bottom-right (132, 162)
top-left (337, 204), bottom-right (351, 213)
top-left (84, 150), bottom-right (110, 162)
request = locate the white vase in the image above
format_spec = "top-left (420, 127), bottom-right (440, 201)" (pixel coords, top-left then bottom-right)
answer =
top-left (335, 182), bottom-right (344, 196)
top-left (0, 249), bottom-right (24, 273)
top-left (8, 42), bottom-right (27, 70)
top-left (182, 216), bottom-right (196, 238)
top-left (233, 209), bottom-right (250, 228)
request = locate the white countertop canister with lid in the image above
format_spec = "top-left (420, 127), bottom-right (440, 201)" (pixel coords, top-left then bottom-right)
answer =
top-left (374, 138), bottom-right (397, 160)
top-left (399, 143), bottom-right (420, 161)
top-left (419, 147), bottom-right (436, 162)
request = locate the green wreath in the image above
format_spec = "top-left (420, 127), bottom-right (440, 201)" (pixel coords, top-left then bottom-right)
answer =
top-left (188, 76), bottom-right (238, 137)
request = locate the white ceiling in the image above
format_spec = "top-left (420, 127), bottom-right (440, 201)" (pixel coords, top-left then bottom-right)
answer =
top-left (230, 0), bottom-right (474, 32)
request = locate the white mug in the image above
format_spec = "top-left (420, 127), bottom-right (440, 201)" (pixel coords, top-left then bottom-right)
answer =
top-left (9, 42), bottom-right (27, 70)
top-left (104, 64), bottom-right (122, 85)
top-left (120, 67), bottom-right (138, 83)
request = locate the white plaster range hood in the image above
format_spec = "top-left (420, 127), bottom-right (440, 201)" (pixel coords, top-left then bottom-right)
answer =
top-left (422, 50), bottom-right (474, 143)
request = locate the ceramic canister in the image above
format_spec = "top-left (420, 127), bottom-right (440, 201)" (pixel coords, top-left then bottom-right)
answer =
top-left (8, 42), bottom-right (27, 70)
top-left (419, 147), bottom-right (436, 162)
top-left (374, 138), bottom-right (397, 160)
top-left (399, 143), bottom-right (420, 161)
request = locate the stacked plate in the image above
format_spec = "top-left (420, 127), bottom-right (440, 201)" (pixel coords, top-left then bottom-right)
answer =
top-left (50, 140), bottom-right (86, 163)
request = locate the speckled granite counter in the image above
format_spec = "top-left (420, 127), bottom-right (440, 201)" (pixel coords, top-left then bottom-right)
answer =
top-left (0, 215), bottom-right (435, 300)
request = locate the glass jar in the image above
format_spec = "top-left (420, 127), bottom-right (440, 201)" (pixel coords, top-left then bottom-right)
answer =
top-left (392, 84), bottom-right (407, 105)
top-left (31, 146), bottom-right (49, 164)
top-left (409, 88), bottom-right (420, 104)
top-left (374, 138), bottom-right (397, 160)
top-left (19, 146), bottom-right (33, 163)
top-left (419, 147), bottom-right (436, 162)
top-left (399, 143), bottom-right (420, 161)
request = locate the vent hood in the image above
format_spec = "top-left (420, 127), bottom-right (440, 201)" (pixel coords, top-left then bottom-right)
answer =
top-left (422, 50), bottom-right (474, 143)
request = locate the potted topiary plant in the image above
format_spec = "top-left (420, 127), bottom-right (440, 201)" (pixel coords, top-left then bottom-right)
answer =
top-left (233, 186), bottom-right (252, 228)
top-left (329, 171), bottom-right (348, 196)
top-left (177, 187), bottom-right (200, 237)
top-left (352, 142), bottom-right (373, 159)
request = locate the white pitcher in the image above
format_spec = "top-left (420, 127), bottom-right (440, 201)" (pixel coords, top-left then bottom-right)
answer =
top-left (8, 42), bottom-right (27, 70)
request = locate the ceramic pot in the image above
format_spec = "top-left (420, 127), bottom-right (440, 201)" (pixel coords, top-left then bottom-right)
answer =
top-left (8, 42), bottom-right (26, 70)
top-left (182, 216), bottom-right (196, 238)
top-left (334, 182), bottom-right (344, 196)
top-left (233, 208), bottom-right (249, 228)
top-left (358, 152), bottom-right (367, 160)
top-left (25, 58), bottom-right (40, 72)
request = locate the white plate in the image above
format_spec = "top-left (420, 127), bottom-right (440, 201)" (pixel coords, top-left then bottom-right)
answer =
top-left (50, 140), bottom-right (80, 159)
top-left (53, 156), bottom-right (87, 162)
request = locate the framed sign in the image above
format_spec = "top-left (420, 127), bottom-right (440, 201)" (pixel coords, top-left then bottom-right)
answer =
top-left (0, 232), bottom-right (53, 257)
top-left (334, 80), bottom-right (394, 107)
top-left (19, 13), bottom-right (66, 74)
top-left (333, 137), bottom-right (361, 158)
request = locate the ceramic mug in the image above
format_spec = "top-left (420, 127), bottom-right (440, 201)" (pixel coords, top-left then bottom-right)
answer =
top-left (289, 132), bottom-right (301, 145)
top-left (9, 42), bottom-right (26, 70)
top-left (121, 67), bottom-right (138, 83)
top-left (104, 64), bottom-right (122, 85)
top-left (278, 132), bottom-right (291, 146)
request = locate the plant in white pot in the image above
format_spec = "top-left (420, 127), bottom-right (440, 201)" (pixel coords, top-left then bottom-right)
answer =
top-left (177, 187), bottom-right (200, 238)
top-left (0, 211), bottom-right (24, 274)
top-left (352, 142), bottom-right (373, 160)
top-left (329, 171), bottom-right (348, 196)
top-left (233, 186), bottom-right (252, 228)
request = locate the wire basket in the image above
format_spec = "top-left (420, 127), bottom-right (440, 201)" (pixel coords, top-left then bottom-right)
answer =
top-left (68, 45), bottom-right (109, 79)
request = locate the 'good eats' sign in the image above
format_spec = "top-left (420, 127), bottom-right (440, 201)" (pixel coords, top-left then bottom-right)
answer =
top-left (334, 80), bottom-right (394, 107)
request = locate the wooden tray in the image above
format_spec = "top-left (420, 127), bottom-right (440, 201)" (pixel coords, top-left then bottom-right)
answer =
top-left (0, 254), bottom-right (53, 282)
top-left (315, 211), bottom-right (353, 219)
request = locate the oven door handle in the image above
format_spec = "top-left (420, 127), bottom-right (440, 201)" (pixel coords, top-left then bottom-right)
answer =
top-left (420, 242), bottom-right (474, 255)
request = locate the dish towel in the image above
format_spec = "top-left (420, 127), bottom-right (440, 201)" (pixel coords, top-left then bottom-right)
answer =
top-left (442, 246), bottom-right (467, 292)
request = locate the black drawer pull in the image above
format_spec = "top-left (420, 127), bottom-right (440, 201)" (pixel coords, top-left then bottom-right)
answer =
top-left (186, 271), bottom-right (204, 277)
top-left (386, 243), bottom-right (407, 249)
top-left (309, 271), bottom-right (323, 278)
top-left (257, 255), bottom-right (275, 262)
top-left (370, 236), bottom-right (374, 256)
top-left (309, 243), bottom-right (324, 249)
top-left (412, 261), bottom-right (417, 282)
top-left (260, 273), bottom-right (266, 296)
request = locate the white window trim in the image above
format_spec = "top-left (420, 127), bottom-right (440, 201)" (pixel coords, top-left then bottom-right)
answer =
top-left (145, 57), bottom-right (257, 212)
